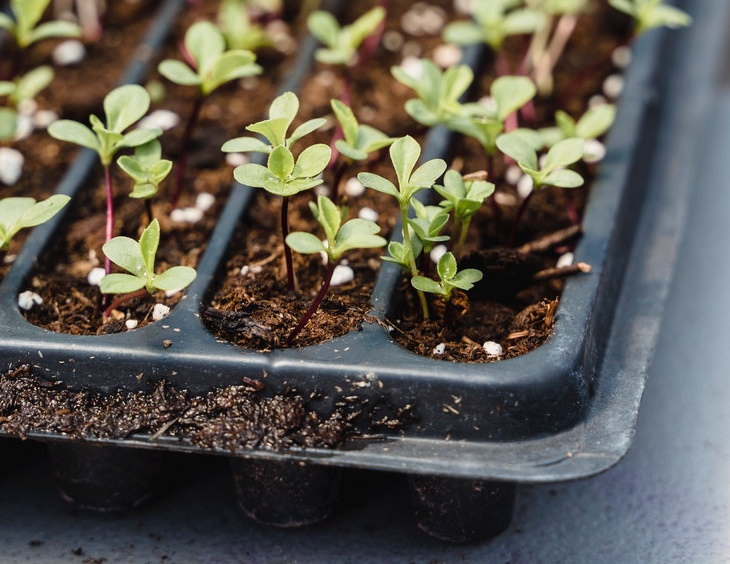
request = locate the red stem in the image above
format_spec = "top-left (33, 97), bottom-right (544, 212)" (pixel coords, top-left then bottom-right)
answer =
top-left (170, 94), bottom-right (204, 209)
top-left (281, 196), bottom-right (295, 291)
top-left (103, 288), bottom-right (149, 318)
top-left (508, 190), bottom-right (535, 247)
top-left (287, 262), bottom-right (336, 344)
top-left (103, 164), bottom-right (114, 274)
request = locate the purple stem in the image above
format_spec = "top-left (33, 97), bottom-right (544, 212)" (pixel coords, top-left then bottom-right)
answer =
top-left (281, 196), bottom-right (295, 291)
top-left (287, 262), bottom-right (336, 344)
top-left (103, 288), bottom-right (149, 318)
top-left (170, 94), bottom-right (204, 209)
top-left (507, 190), bottom-right (535, 247)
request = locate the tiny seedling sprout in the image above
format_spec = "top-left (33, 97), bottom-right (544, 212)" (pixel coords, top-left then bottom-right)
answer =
top-left (307, 7), bottom-right (385, 66)
top-left (0, 0), bottom-right (81, 50)
top-left (158, 20), bottom-right (262, 208)
top-left (358, 135), bottom-right (447, 320)
top-left (539, 103), bottom-right (617, 155)
top-left (329, 99), bottom-right (394, 202)
top-left (48, 84), bottom-right (162, 273)
top-left (411, 251), bottom-right (483, 302)
top-left (434, 170), bottom-right (495, 256)
top-left (217, 0), bottom-right (276, 52)
top-left (117, 140), bottom-right (172, 222)
top-left (450, 75), bottom-right (537, 156)
top-left (285, 194), bottom-right (386, 343)
top-left (608, 0), bottom-right (692, 36)
top-left (0, 65), bottom-right (54, 139)
top-left (222, 92), bottom-right (330, 291)
top-left (391, 60), bottom-right (474, 128)
top-left (0, 195), bottom-right (70, 252)
top-left (100, 218), bottom-right (196, 317)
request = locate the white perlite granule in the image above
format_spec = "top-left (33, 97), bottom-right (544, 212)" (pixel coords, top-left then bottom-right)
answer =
top-left (137, 109), bottom-right (180, 131)
top-left (556, 252), bottom-right (574, 268)
top-left (344, 177), bottom-right (366, 197)
top-left (430, 244), bottom-right (448, 263)
top-left (152, 303), bottom-right (171, 321)
top-left (432, 343), bottom-right (446, 355)
top-left (195, 192), bottom-right (215, 211)
top-left (0, 148), bottom-right (24, 185)
top-left (18, 291), bottom-right (42, 311)
top-left (86, 267), bottom-right (106, 286)
top-left (125, 319), bottom-right (139, 330)
top-left (53, 40), bottom-right (86, 65)
top-left (330, 265), bottom-right (354, 286)
top-left (482, 341), bottom-right (503, 357)
top-left (358, 207), bottom-right (379, 222)
top-left (583, 139), bottom-right (606, 164)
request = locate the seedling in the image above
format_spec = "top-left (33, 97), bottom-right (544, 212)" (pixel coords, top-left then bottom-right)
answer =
top-left (443, 0), bottom-right (543, 74)
top-left (48, 84), bottom-right (162, 273)
top-left (497, 131), bottom-right (585, 244)
top-left (158, 20), bottom-right (262, 208)
top-left (217, 0), bottom-right (276, 52)
top-left (117, 140), bottom-right (172, 222)
top-left (358, 135), bottom-right (447, 320)
top-left (408, 199), bottom-right (450, 272)
top-left (522, 0), bottom-right (587, 94)
top-left (609, 0), bottom-right (692, 35)
top-left (392, 60), bottom-right (473, 128)
top-left (412, 251), bottom-right (482, 302)
top-left (0, 0), bottom-right (81, 50)
top-left (434, 170), bottom-right (495, 256)
top-left (450, 76), bottom-right (537, 156)
top-left (308, 6), bottom-right (385, 105)
top-left (0, 195), bottom-right (70, 252)
top-left (222, 91), bottom-right (326, 155)
top-left (329, 99), bottom-right (394, 201)
top-left (224, 94), bottom-right (330, 290)
top-left (539, 103), bottom-right (616, 154)
top-left (0, 65), bottom-right (54, 139)
top-left (100, 218), bottom-right (197, 317)
top-left (285, 194), bottom-right (386, 343)
top-left (308, 7), bottom-right (385, 67)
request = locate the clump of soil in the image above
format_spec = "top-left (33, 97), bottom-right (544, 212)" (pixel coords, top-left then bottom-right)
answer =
top-left (0, 365), bottom-right (353, 451)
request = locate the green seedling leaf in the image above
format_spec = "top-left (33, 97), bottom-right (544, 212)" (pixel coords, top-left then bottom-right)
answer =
top-left (7, 0), bottom-right (80, 48)
top-left (218, 0), bottom-right (275, 52)
top-left (411, 276), bottom-right (444, 295)
top-left (268, 145), bottom-right (295, 180)
top-left (412, 252), bottom-right (483, 300)
top-left (101, 219), bottom-right (196, 295)
top-left (49, 85), bottom-right (161, 165)
top-left (0, 195), bottom-right (70, 250)
top-left (285, 232), bottom-right (327, 255)
top-left (159, 21), bottom-right (261, 96)
top-left (543, 137), bottom-right (585, 170)
top-left (308, 7), bottom-right (384, 66)
top-left (496, 131), bottom-right (538, 169)
top-left (391, 135), bottom-right (421, 188)
top-left (491, 76), bottom-right (537, 121)
top-left (0, 109), bottom-right (18, 141)
top-left (575, 104), bottom-right (616, 140)
top-left (118, 140), bottom-right (172, 199)
top-left (356, 172), bottom-right (399, 198)
top-left (294, 143), bottom-right (330, 177)
top-left (220, 136), bottom-right (270, 154)
top-left (542, 168), bottom-right (584, 188)
top-left (12, 65), bottom-right (53, 105)
top-left (442, 0), bottom-right (543, 50)
top-left (47, 120), bottom-right (100, 151)
top-left (609, 0), bottom-right (691, 35)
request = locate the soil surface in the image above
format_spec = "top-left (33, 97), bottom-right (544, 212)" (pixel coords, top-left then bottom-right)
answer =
top-left (0, 365), bottom-right (356, 450)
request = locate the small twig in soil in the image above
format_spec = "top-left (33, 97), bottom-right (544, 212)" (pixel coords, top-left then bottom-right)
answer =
top-left (517, 224), bottom-right (583, 254)
top-left (150, 417), bottom-right (180, 440)
top-left (532, 262), bottom-right (591, 281)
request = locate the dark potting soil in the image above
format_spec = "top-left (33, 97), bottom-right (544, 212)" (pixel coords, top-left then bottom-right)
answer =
top-left (0, 364), bottom-right (354, 450)
top-left (388, 5), bottom-right (630, 362)
top-left (19, 2), bottom-right (301, 335)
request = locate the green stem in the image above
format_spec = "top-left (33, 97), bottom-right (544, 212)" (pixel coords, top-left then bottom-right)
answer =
top-left (401, 205), bottom-right (429, 320)
top-left (453, 217), bottom-right (471, 258)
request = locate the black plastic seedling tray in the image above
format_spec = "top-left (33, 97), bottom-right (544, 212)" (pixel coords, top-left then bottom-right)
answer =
top-left (0, 0), bottom-right (690, 542)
